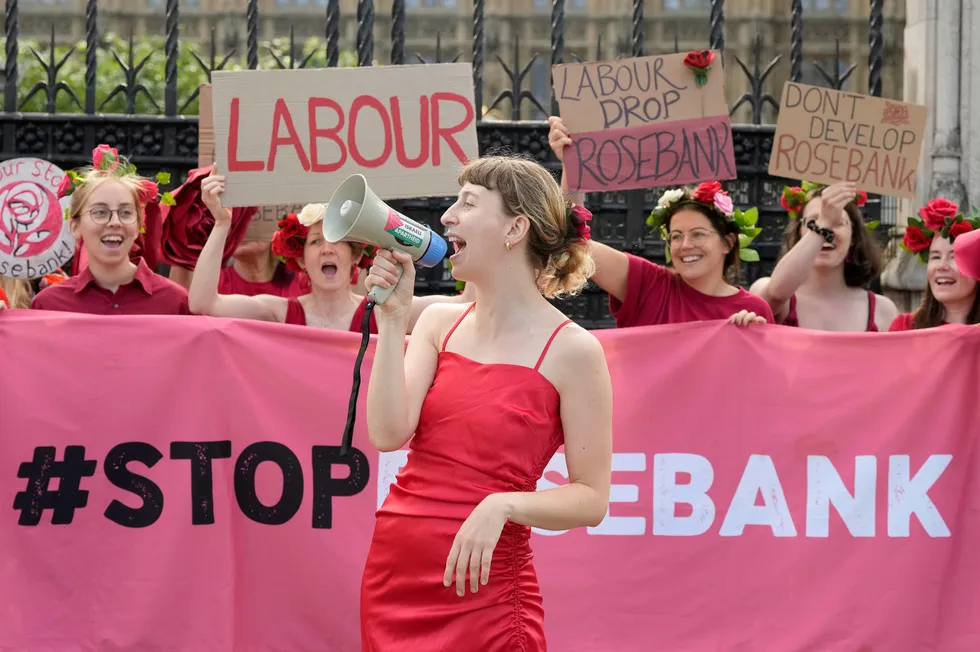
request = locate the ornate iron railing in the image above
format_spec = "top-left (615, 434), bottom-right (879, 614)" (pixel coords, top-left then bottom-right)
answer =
top-left (0, 0), bottom-right (892, 329)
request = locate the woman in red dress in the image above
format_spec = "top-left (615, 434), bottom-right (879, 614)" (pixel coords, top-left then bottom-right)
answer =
top-left (750, 181), bottom-right (899, 331)
top-left (888, 197), bottom-right (980, 331)
top-left (359, 155), bottom-right (613, 651)
top-left (189, 168), bottom-right (470, 333)
top-left (547, 116), bottom-right (773, 328)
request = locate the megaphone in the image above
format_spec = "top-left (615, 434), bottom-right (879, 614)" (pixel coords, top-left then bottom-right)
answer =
top-left (324, 174), bottom-right (448, 304)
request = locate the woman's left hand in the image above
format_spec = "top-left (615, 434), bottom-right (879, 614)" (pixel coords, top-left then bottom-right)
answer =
top-left (729, 310), bottom-right (767, 327)
top-left (444, 494), bottom-right (510, 597)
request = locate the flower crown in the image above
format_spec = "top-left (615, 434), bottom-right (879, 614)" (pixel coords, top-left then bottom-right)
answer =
top-left (270, 203), bottom-right (376, 274)
top-left (780, 182), bottom-right (877, 231)
top-left (646, 181), bottom-right (761, 263)
top-left (57, 144), bottom-right (175, 227)
top-left (901, 197), bottom-right (980, 264)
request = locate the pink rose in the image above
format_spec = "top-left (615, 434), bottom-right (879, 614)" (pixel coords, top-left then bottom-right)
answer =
top-left (713, 192), bottom-right (734, 216)
top-left (56, 174), bottom-right (73, 198)
top-left (92, 144), bottom-right (119, 170)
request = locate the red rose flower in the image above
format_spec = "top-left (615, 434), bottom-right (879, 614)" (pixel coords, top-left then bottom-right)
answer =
top-left (693, 181), bottom-right (722, 204)
top-left (683, 50), bottom-right (715, 70)
top-left (56, 174), bottom-right (74, 198)
top-left (159, 165), bottom-right (257, 270)
top-left (918, 197), bottom-right (959, 231)
top-left (949, 220), bottom-right (973, 239)
top-left (92, 144), bottom-right (119, 170)
top-left (853, 190), bottom-right (868, 207)
top-left (903, 226), bottom-right (932, 253)
top-left (358, 244), bottom-right (377, 269)
top-left (137, 180), bottom-right (159, 205)
top-left (277, 217), bottom-right (301, 240)
top-left (281, 237), bottom-right (304, 259)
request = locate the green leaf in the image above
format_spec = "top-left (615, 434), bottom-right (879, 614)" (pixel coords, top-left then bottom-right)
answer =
top-left (742, 226), bottom-right (762, 238)
top-left (739, 248), bottom-right (760, 263)
top-left (63, 206), bottom-right (71, 220)
top-left (907, 217), bottom-right (925, 228)
top-left (741, 207), bottom-right (759, 227)
top-left (156, 171), bottom-right (172, 185)
top-left (865, 220), bottom-right (880, 231)
top-left (161, 192), bottom-right (176, 206)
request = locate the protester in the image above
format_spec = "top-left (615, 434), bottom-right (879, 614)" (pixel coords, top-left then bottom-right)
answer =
top-left (547, 116), bottom-right (773, 328)
top-left (31, 146), bottom-right (189, 315)
top-left (359, 155), bottom-right (611, 651)
top-left (889, 198), bottom-right (980, 330)
top-left (750, 181), bottom-right (898, 331)
top-left (191, 167), bottom-right (471, 332)
top-left (169, 240), bottom-right (310, 298)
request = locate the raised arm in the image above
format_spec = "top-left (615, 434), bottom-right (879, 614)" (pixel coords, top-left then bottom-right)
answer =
top-left (751, 182), bottom-right (856, 319)
top-left (548, 115), bottom-right (631, 302)
top-left (365, 249), bottom-right (445, 452)
top-left (188, 167), bottom-right (284, 321)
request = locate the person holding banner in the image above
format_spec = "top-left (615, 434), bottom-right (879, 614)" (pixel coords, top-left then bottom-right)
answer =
top-left (888, 198), bottom-right (979, 331)
top-left (192, 168), bottom-right (471, 332)
top-left (547, 116), bottom-right (773, 327)
top-left (359, 155), bottom-right (612, 651)
top-left (30, 148), bottom-right (190, 315)
top-left (750, 181), bottom-right (898, 331)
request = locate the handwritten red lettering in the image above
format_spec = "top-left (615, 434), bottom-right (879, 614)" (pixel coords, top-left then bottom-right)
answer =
top-left (390, 96), bottom-right (429, 169)
top-left (308, 97), bottom-right (347, 173)
top-left (268, 99), bottom-right (311, 172)
top-left (229, 98), bottom-right (264, 172)
top-left (431, 92), bottom-right (476, 166)
top-left (348, 96), bottom-right (393, 168)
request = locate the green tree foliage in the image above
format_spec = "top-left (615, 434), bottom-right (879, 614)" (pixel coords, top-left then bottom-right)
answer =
top-left (4, 33), bottom-right (358, 115)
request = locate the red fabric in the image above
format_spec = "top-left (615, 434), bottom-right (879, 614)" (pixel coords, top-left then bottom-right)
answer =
top-left (609, 254), bottom-right (774, 327)
top-left (31, 258), bottom-right (189, 315)
top-left (0, 287), bottom-right (8, 306)
top-left (783, 291), bottom-right (878, 332)
top-left (889, 313), bottom-right (916, 332)
top-left (284, 296), bottom-right (379, 334)
top-left (360, 304), bottom-right (570, 651)
top-left (217, 265), bottom-right (308, 298)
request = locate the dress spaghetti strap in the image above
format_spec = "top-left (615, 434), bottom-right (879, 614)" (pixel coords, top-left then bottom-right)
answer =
top-left (442, 303), bottom-right (476, 352)
top-left (533, 319), bottom-right (573, 371)
top-left (866, 291), bottom-right (878, 332)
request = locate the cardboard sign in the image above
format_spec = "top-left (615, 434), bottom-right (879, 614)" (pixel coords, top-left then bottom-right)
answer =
top-left (552, 52), bottom-right (736, 192)
top-left (210, 64), bottom-right (479, 207)
top-left (769, 82), bottom-right (928, 199)
top-left (0, 158), bottom-right (73, 279)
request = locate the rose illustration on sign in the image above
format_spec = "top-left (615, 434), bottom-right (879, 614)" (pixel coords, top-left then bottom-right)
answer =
top-left (0, 181), bottom-right (62, 257)
top-left (384, 207), bottom-right (423, 248)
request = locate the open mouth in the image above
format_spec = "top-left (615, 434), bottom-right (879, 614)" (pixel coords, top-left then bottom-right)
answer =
top-left (934, 277), bottom-right (956, 287)
top-left (820, 243), bottom-right (836, 251)
top-left (320, 264), bottom-right (338, 278)
top-left (100, 234), bottom-right (124, 250)
top-left (448, 235), bottom-right (467, 258)
top-left (679, 255), bottom-right (702, 264)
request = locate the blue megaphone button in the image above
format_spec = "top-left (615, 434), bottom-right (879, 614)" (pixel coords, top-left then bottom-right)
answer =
top-left (418, 230), bottom-right (448, 268)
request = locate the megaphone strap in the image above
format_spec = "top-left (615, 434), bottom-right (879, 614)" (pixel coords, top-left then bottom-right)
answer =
top-left (340, 299), bottom-right (376, 456)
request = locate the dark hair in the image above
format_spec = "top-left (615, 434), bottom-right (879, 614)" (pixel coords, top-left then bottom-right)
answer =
top-left (665, 202), bottom-right (741, 283)
top-left (913, 285), bottom-right (980, 328)
top-left (779, 186), bottom-right (882, 287)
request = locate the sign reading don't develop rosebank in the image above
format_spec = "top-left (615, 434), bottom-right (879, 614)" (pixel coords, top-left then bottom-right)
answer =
top-left (0, 158), bottom-right (73, 279)
top-left (210, 64), bottom-right (480, 207)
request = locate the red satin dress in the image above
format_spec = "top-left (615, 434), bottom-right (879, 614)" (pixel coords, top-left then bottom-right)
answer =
top-left (360, 303), bottom-right (571, 651)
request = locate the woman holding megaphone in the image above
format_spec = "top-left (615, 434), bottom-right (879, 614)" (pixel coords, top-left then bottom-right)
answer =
top-left (358, 155), bottom-right (612, 651)
top-left (189, 165), bottom-right (470, 332)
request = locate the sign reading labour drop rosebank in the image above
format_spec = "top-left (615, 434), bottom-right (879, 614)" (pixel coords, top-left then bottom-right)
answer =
top-left (0, 158), bottom-right (74, 279)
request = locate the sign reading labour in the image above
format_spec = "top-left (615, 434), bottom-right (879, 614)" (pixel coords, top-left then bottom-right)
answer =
top-left (553, 51), bottom-right (736, 192)
top-left (0, 158), bottom-right (74, 279)
top-left (769, 82), bottom-right (928, 199)
top-left (211, 63), bottom-right (479, 206)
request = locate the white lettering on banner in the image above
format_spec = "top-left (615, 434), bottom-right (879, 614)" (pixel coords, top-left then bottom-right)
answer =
top-left (719, 454), bottom-right (797, 537)
top-left (653, 453), bottom-right (715, 536)
top-left (806, 455), bottom-right (877, 537)
top-left (375, 452), bottom-right (952, 538)
top-left (888, 454), bottom-right (952, 537)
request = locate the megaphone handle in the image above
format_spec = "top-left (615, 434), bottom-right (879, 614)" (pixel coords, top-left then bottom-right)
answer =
top-left (367, 262), bottom-right (402, 305)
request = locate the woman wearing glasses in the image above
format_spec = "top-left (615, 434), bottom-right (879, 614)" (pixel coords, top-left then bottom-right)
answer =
top-left (548, 116), bottom-right (773, 327)
top-left (31, 149), bottom-right (190, 314)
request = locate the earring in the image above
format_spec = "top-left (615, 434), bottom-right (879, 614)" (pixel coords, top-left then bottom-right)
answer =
top-left (505, 241), bottom-right (511, 250)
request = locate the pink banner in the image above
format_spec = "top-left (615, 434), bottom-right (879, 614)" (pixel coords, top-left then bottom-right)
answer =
top-left (1, 312), bottom-right (978, 651)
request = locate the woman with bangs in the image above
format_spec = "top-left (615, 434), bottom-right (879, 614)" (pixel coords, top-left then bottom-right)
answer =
top-left (30, 146), bottom-right (189, 315)
top-left (359, 154), bottom-right (612, 651)
top-left (750, 181), bottom-right (899, 331)
top-left (189, 167), bottom-right (471, 333)
top-left (547, 116), bottom-right (773, 327)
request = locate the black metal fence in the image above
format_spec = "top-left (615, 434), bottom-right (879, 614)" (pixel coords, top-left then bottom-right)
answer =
top-left (1, 0), bottom-right (891, 329)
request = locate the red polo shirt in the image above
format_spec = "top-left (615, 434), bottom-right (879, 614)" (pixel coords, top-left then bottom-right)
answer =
top-left (31, 259), bottom-right (190, 315)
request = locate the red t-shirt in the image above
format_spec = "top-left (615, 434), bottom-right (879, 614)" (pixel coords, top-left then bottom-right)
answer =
top-left (609, 254), bottom-right (775, 327)
top-left (31, 259), bottom-right (190, 315)
top-left (889, 313), bottom-right (949, 332)
top-left (218, 264), bottom-right (308, 298)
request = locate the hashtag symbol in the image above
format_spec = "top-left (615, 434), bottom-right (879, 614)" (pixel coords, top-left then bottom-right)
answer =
top-left (13, 446), bottom-right (97, 525)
